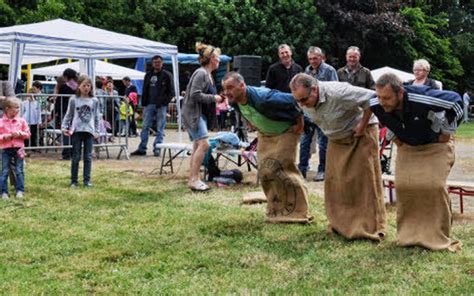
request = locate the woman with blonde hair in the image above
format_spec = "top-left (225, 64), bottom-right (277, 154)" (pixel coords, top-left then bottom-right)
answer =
top-left (182, 42), bottom-right (223, 191)
top-left (409, 59), bottom-right (440, 89)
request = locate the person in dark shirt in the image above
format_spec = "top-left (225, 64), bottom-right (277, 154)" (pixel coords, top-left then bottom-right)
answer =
top-left (131, 55), bottom-right (174, 156)
top-left (54, 68), bottom-right (78, 160)
top-left (265, 44), bottom-right (303, 93)
top-left (371, 73), bottom-right (463, 252)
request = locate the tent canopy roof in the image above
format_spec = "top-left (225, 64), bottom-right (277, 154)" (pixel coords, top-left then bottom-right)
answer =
top-left (0, 18), bottom-right (177, 59)
top-left (30, 60), bottom-right (146, 80)
top-left (163, 53), bottom-right (232, 64)
top-left (371, 66), bottom-right (415, 82)
top-left (371, 66), bottom-right (442, 89)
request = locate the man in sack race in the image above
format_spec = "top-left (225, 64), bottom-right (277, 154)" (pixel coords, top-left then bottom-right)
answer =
top-left (222, 71), bottom-right (313, 224)
top-left (371, 73), bottom-right (463, 252)
top-left (290, 73), bottom-right (387, 241)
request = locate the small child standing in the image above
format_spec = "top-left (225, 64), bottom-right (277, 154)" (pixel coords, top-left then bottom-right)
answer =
top-left (119, 96), bottom-right (133, 137)
top-left (61, 75), bottom-right (100, 187)
top-left (0, 97), bottom-right (31, 199)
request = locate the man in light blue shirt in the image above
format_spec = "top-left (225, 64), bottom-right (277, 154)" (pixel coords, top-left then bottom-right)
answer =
top-left (299, 47), bottom-right (338, 182)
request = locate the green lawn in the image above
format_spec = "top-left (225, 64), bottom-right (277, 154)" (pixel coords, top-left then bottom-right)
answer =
top-left (0, 159), bottom-right (473, 294)
top-left (458, 121), bottom-right (474, 138)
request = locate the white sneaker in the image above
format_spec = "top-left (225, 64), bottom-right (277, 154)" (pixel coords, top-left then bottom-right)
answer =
top-left (16, 191), bottom-right (24, 198)
top-left (2, 193), bottom-right (9, 200)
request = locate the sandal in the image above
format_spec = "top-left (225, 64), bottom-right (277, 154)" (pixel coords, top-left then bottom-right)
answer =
top-left (189, 180), bottom-right (210, 192)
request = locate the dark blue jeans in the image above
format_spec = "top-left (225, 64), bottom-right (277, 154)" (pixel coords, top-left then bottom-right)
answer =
top-left (1, 148), bottom-right (24, 194)
top-left (71, 132), bottom-right (94, 185)
top-left (138, 104), bottom-right (167, 154)
top-left (62, 134), bottom-right (72, 159)
top-left (298, 125), bottom-right (327, 177)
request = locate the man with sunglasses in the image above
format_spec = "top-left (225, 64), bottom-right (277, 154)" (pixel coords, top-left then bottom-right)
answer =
top-left (290, 73), bottom-right (386, 241)
top-left (222, 71), bottom-right (313, 224)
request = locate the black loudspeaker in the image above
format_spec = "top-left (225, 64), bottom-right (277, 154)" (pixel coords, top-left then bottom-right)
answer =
top-left (233, 55), bottom-right (262, 86)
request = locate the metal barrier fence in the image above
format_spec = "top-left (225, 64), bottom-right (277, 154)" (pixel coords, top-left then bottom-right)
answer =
top-left (3, 93), bottom-right (131, 160)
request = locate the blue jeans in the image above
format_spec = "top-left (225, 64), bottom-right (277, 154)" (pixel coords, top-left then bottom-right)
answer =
top-left (298, 125), bottom-right (327, 177)
top-left (62, 135), bottom-right (72, 159)
top-left (138, 104), bottom-right (167, 154)
top-left (1, 148), bottom-right (24, 194)
top-left (71, 132), bottom-right (94, 185)
top-left (187, 116), bottom-right (208, 141)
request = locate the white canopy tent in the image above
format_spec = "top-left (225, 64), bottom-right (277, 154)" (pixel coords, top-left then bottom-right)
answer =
top-left (371, 66), bottom-right (415, 82)
top-left (0, 18), bottom-right (183, 140)
top-left (371, 66), bottom-right (443, 89)
top-left (30, 60), bottom-right (146, 81)
top-left (0, 55), bottom-right (59, 65)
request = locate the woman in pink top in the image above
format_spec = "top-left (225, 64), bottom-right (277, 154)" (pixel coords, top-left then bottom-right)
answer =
top-left (0, 97), bottom-right (31, 199)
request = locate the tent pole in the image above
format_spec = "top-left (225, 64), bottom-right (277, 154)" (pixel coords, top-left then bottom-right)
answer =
top-left (8, 41), bottom-right (25, 89)
top-left (171, 54), bottom-right (182, 143)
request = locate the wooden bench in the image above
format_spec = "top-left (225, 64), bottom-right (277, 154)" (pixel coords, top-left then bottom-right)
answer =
top-left (382, 174), bottom-right (474, 214)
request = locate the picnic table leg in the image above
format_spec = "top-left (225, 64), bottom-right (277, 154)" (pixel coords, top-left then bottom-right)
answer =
top-left (389, 181), bottom-right (394, 204)
top-left (169, 148), bottom-right (174, 174)
top-left (160, 148), bottom-right (168, 175)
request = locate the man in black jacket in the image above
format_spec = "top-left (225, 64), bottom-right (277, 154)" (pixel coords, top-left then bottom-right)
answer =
top-left (131, 55), bottom-right (174, 156)
top-left (265, 44), bottom-right (303, 93)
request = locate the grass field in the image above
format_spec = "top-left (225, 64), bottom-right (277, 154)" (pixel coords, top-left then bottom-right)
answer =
top-left (458, 121), bottom-right (474, 138)
top-left (0, 159), bottom-right (473, 294)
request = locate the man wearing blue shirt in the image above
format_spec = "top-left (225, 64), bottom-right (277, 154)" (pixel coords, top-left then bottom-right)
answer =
top-left (223, 71), bottom-right (312, 224)
top-left (299, 47), bottom-right (338, 181)
top-left (371, 73), bottom-right (463, 252)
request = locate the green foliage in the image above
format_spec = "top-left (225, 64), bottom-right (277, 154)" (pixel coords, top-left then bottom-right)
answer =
top-left (401, 7), bottom-right (463, 90)
top-left (0, 0), bottom-right (16, 26)
top-left (0, 0), bottom-right (471, 90)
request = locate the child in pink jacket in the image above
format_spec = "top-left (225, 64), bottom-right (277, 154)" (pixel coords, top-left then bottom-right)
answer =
top-left (0, 97), bottom-right (31, 199)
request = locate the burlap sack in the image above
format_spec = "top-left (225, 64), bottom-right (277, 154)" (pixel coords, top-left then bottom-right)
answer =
top-left (325, 125), bottom-right (387, 241)
top-left (257, 131), bottom-right (312, 223)
top-left (395, 139), bottom-right (461, 252)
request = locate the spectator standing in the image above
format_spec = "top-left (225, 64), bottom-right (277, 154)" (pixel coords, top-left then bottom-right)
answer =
top-left (119, 96), bottom-right (133, 136)
top-left (105, 78), bottom-right (120, 136)
top-left (122, 76), bottom-right (138, 136)
top-left (182, 42), bottom-right (223, 191)
top-left (0, 97), bottom-right (31, 199)
top-left (337, 46), bottom-right (375, 89)
top-left (131, 55), bottom-right (174, 156)
top-left (408, 59), bottom-right (440, 89)
top-left (61, 75), bottom-right (100, 188)
top-left (299, 46), bottom-right (338, 181)
top-left (54, 68), bottom-right (78, 160)
top-left (265, 44), bottom-right (303, 93)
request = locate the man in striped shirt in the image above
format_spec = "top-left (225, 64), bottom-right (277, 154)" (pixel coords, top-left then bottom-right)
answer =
top-left (371, 73), bottom-right (464, 252)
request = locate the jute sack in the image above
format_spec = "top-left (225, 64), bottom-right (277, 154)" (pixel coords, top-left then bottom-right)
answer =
top-left (257, 131), bottom-right (312, 224)
top-left (395, 139), bottom-right (461, 252)
top-left (325, 124), bottom-right (387, 241)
